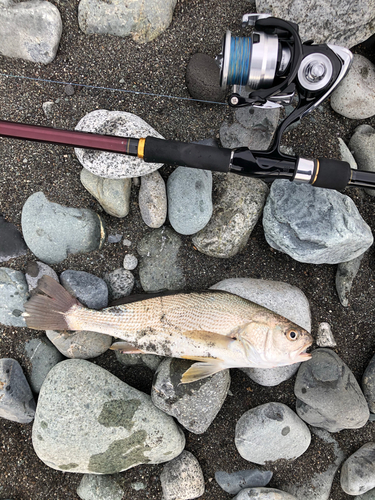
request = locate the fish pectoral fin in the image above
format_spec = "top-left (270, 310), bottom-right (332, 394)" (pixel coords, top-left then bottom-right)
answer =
top-left (110, 341), bottom-right (144, 354)
top-left (180, 358), bottom-right (227, 384)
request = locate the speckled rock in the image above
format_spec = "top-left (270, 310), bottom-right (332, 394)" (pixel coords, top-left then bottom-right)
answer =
top-left (32, 359), bottom-right (185, 473)
top-left (46, 330), bottom-right (113, 360)
top-left (103, 268), bottom-right (134, 301)
top-left (160, 451), bottom-right (205, 500)
top-left (25, 261), bottom-right (59, 294)
top-left (185, 53), bottom-right (227, 102)
top-left (349, 124), bottom-right (375, 197)
top-left (77, 474), bottom-right (124, 500)
top-left (341, 443), bottom-right (375, 496)
top-left (123, 254), bottom-right (138, 271)
top-left (24, 337), bottom-right (64, 394)
top-left (75, 110), bottom-right (164, 178)
top-left (139, 170), bottom-right (167, 228)
top-left (0, 267), bottom-right (28, 327)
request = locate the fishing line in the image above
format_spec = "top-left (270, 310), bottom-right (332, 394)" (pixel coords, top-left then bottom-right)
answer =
top-left (0, 72), bottom-right (227, 106)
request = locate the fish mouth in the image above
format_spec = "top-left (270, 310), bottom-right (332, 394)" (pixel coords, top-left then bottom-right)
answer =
top-left (294, 342), bottom-right (313, 362)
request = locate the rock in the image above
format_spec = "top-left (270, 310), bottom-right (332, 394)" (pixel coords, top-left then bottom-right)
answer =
top-left (233, 487), bottom-right (298, 499)
top-left (211, 278), bottom-right (311, 386)
top-left (341, 443), bottom-right (375, 496)
top-left (77, 474), bottom-right (124, 500)
top-left (115, 350), bottom-right (164, 371)
top-left (21, 192), bottom-right (106, 265)
top-left (108, 234), bottom-right (122, 244)
top-left (192, 173), bottom-right (268, 258)
top-left (316, 323), bottom-right (336, 348)
top-left (0, 0), bottom-right (62, 64)
top-left (338, 138), bottom-right (357, 170)
top-left (0, 215), bottom-right (27, 262)
top-left (0, 267), bottom-right (28, 327)
top-left (255, 0), bottom-right (375, 48)
top-left (46, 330), bottom-right (112, 359)
top-left (78, 0), bottom-right (177, 43)
top-left (137, 226), bottom-right (185, 292)
top-left (0, 358), bottom-right (36, 424)
top-left (42, 101), bottom-right (55, 120)
top-left (160, 451), bottom-right (205, 500)
top-left (294, 348), bottom-right (369, 432)
top-left (25, 261), bottom-right (59, 294)
top-left (215, 469), bottom-right (273, 495)
top-left (167, 167), bottom-right (213, 235)
top-left (24, 337), bottom-right (64, 394)
top-left (103, 268), bottom-right (134, 301)
top-left (354, 491), bottom-right (375, 500)
top-left (32, 359), bottom-right (185, 473)
top-left (80, 168), bottom-right (132, 218)
top-left (362, 353), bottom-right (375, 413)
top-left (349, 124), bottom-right (375, 196)
top-left (123, 254), bottom-right (138, 271)
top-left (185, 53), bottom-right (227, 102)
top-left (331, 55), bottom-right (375, 119)
top-left (151, 358), bottom-right (230, 434)
top-left (75, 110), bottom-right (164, 178)
top-left (139, 170), bottom-right (167, 228)
top-left (263, 180), bottom-right (373, 264)
top-left (336, 254), bottom-right (365, 307)
top-left (60, 270), bottom-right (109, 310)
top-left (235, 402), bottom-right (311, 464)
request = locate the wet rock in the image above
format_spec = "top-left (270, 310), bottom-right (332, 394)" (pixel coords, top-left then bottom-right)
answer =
top-left (139, 170), bottom-right (167, 228)
top-left (316, 323), bottom-right (336, 348)
top-left (25, 261), bottom-right (59, 294)
top-left (185, 53), bottom-right (227, 102)
top-left (151, 358), bottom-right (230, 434)
top-left (32, 359), bottom-right (185, 473)
top-left (137, 226), bottom-right (185, 292)
top-left (24, 337), bottom-right (64, 394)
top-left (235, 402), bottom-right (311, 464)
top-left (46, 330), bottom-right (112, 360)
top-left (0, 215), bottom-right (27, 262)
top-left (103, 268), bottom-right (134, 301)
top-left (0, 358), bottom-right (36, 424)
top-left (349, 124), bottom-right (375, 196)
top-left (123, 254), bottom-right (138, 271)
top-left (75, 110), bottom-right (164, 178)
top-left (263, 180), bottom-right (373, 264)
top-left (215, 469), bottom-right (273, 495)
top-left (167, 167), bottom-right (213, 235)
top-left (77, 474), bottom-right (124, 500)
top-left (362, 353), bottom-right (375, 413)
top-left (336, 254), bottom-right (365, 307)
top-left (21, 192), bottom-right (106, 265)
top-left (80, 168), bottom-right (132, 218)
top-left (192, 173), bottom-right (268, 258)
top-left (341, 443), bottom-right (375, 496)
top-left (0, 0), bottom-right (62, 64)
top-left (0, 267), bottom-right (28, 327)
top-left (115, 350), bottom-right (164, 371)
top-left (60, 270), bottom-right (109, 310)
top-left (160, 451), bottom-right (205, 500)
top-left (294, 348), bottom-right (369, 432)
top-left (233, 487), bottom-right (298, 499)
top-left (331, 55), bottom-right (375, 119)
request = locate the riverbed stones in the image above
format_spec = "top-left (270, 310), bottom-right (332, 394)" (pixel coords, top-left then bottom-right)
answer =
top-left (151, 358), bottom-right (230, 434)
top-left (24, 337), bottom-right (64, 394)
top-left (77, 474), bottom-right (124, 500)
top-left (294, 348), bottom-right (369, 432)
top-left (235, 402), bottom-right (311, 464)
top-left (75, 110), bottom-right (164, 178)
top-left (0, 0), bottom-right (62, 64)
top-left (234, 488), bottom-right (298, 500)
top-left (21, 192), bottom-right (106, 265)
top-left (215, 469), bottom-right (273, 495)
top-left (25, 261), bottom-right (58, 294)
top-left (341, 443), bottom-right (375, 496)
top-left (46, 330), bottom-right (113, 359)
top-left (0, 215), bottom-right (27, 262)
top-left (115, 351), bottom-right (164, 371)
top-left (138, 170), bottom-right (167, 228)
top-left (160, 451), bottom-right (205, 500)
top-left (0, 267), bottom-right (28, 327)
top-left (349, 124), bottom-right (375, 196)
top-left (32, 359), bottom-right (185, 473)
top-left (60, 270), bottom-right (108, 310)
top-left (263, 180), bottom-right (373, 264)
top-left (103, 268), bottom-right (134, 301)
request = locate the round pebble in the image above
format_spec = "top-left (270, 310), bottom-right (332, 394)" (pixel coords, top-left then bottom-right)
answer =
top-left (123, 254), bottom-right (138, 270)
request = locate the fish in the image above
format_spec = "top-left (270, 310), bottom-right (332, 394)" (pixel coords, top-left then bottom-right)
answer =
top-left (23, 276), bottom-right (313, 383)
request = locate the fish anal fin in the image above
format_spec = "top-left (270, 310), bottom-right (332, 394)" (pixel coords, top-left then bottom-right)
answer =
top-left (110, 341), bottom-right (144, 354)
top-left (180, 359), bottom-right (227, 384)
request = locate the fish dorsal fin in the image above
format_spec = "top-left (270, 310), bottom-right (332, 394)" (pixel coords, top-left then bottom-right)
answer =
top-left (110, 341), bottom-right (144, 354)
top-left (180, 358), bottom-right (227, 384)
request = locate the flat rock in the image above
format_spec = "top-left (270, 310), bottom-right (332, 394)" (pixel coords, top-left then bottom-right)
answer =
top-left (77, 474), bottom-right (124, 500)
top-left (60, 270), bottom-right (108, 310)
top-left (336, 254), bottom-right (365, 307)
top-left (341, 443), bottom-right (375, 496)
top-left (32, 359), bottom-right (185, 473)
top-left (185, 53), bottom-right (227, 102)
top-left (0, 267), bottom-right (28, 327)
top-left (263, 180), bottom-right (373, 264)
top-left (0, 215), bottom-right (27, 262)
top-left (233, 487), bottom-right (298, 499)
top-left (24, 337), bottom-right (64, 394)
top-left (295, 348), bottom-right (369, 432)
top-left (46, 330), bottom-right (113, 359)
top-left (0, 0), bottom-right (62, 64)
top-left (349, 124), bottom-right (375, 196)
top-left (160, 451), bottom-right (205, 500)
top-left (139, 170), bottom-right (167, 228)
top-left (75, 110), bottom-right (164, 178)
top-left (215, 469), bottom-right (273, 495)
top-left (21, 192), bottom-right (106, 265)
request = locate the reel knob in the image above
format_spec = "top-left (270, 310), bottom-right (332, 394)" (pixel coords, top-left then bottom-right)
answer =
top-left (297, 53), bottom-right (333, 91)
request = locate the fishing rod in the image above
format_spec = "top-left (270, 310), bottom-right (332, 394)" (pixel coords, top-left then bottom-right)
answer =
top-left (0, 14), bottom-right (374, 191)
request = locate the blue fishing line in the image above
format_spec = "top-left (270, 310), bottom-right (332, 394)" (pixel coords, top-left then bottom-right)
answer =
top-left (227, 36), bottom-right (251, 86)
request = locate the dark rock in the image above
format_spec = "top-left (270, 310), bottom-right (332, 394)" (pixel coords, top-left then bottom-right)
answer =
top-left (0, 215), bottom-right (27, 262)
top-left (185, 53), bottom-right (227, 102)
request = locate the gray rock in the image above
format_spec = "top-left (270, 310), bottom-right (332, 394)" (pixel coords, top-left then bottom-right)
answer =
top-left (139, 170), bottom-right (167, 228)
top-left (233, 487), bottom-right (298, 499)
top-left (0, 358), bottom-right (36, 424)
top-left (108, 233), bottom-right (122, 244)
top-left (123, 254), bottom-right (138, 271)
top-left (151, 358), bottom-right (230, 434)
top-left (160, 451), bottom-right (205, 500)
top-left (336, 254), bottom-right (365, 307)
top-left (349, 124), bottom-right (375, 196)
top-left (75, 110), bottom-right (164, 178)
top-left (137, 226), bottom-right (185, 292)
top-left (0, 215), bottom-right (27, 262)
top-left (21, 192), bottom-right (106, 265)
top-left (185, 53), bottom-right (227, 102)
top-left (211, 278), bottom-right (311, 386)
top-left (294, 348), bottom-right (369, 432)
top-left (115, 350), bottom-right (164, 371)
top-left (80, 168), bottom-right (131, 218)
top-left (215, 469), bottom-right (273, 495)
top-left (192, 173), bottom-right (268, 258)
top-left (0, 0), bottom-right (62, 64)
top-left (25, 261), bottom-right (59, 293)
top-left (362, 353), bottom-right (375, 413)
top-left (32, 359), bottom-right (185, 473)
top-left (316, 323), bottom-right (336, 348)
top-left (235, 402), bottom-right (311, 465)
top-left (341, 443), bottom-right (375, 496)
top-left (60, 270), bottom-right (109, 310)
top-left (167, 167), bottom-right (213, 235)
top-left (338, 138), bottom-right (357, 170)
top-left (46, 330), bottom-right (112, 359)
top-left (42, 101), bottom-right (55, 120)
top-left (354, 491), bottom-right (375, 500)
top-left (331, 55), bottom-right (375, 119)
top-left (0, 267), bottom-right (28, 327)
top-left (103, 268), bottom-right (134, 301)
top-left (77, 474), bottom-right (124, 500)
top-left (255, 0), bottom-right (375, 48)
top-left (24, 337), bottom-right (64, 394)
top-left (263, 180), bottom-right (373, 264)
top-left (78, 0), bottom-right (177, 43)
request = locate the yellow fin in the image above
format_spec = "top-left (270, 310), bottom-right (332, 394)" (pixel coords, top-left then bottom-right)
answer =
top-left (110, 342), bottom-right (144, 354)
top-left (180, 359), bottom-right (227, 384)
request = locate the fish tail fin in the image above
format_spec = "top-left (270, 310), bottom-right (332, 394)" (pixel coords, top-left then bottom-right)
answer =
top-left (180, 358), bottom-right (228, 384)
top-left (24, 275), bottom-right (80, 331)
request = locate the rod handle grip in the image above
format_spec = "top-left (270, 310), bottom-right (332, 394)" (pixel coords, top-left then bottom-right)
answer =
top-left (312, 158), bottom-right (351, 190)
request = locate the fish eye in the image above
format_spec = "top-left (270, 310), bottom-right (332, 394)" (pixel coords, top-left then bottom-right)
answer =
top-left (286, 330), bottom-right (299, 341)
